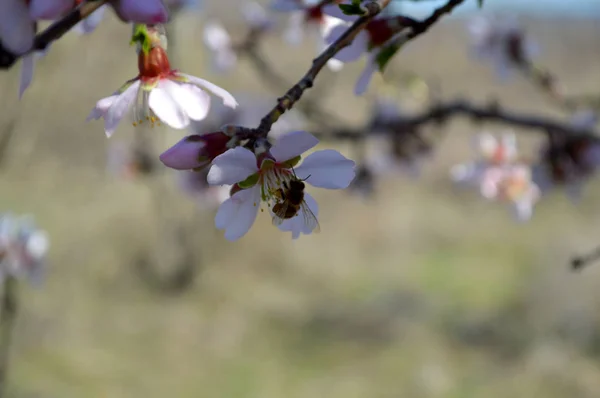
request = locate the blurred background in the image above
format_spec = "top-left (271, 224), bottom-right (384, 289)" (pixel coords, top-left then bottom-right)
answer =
top-left (1, 0), bottom-right (600, 396)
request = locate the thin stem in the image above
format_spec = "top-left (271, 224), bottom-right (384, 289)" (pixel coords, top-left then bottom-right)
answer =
top-left (0, 276), bottom-right (18, 398)
top-left (0, 0), bottom-right (108, 69)
top-left (254, 0), bottom-right (392, 137)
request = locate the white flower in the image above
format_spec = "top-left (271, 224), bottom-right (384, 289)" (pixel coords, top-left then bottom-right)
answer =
top-left (207, 131), bottom-right (356, 240)
top-left (0, 214), bottom-right (49, 285)
top-left (87, 29), bottom-right (237, 137)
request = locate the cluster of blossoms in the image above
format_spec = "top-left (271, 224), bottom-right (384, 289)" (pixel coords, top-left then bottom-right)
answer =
top-left (451, 132), bottom-right (541, 221)
top-left (162, 129), bottom-right (356, 240)
top-left (0, 214), bottom-right (49, 285)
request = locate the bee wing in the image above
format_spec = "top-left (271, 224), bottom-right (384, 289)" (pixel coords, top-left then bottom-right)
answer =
top-left (300, 201), bottom-right (320, 234)
top-left (271, 201), bottom-right (290, 227)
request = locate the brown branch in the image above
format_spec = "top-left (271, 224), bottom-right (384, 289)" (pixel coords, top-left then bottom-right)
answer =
top-left (311, 99), bottom-right (598, 141)
top-left (0, 0), bottom-right (108, 69)
top-left (253, 0), bottom-right (392, 137)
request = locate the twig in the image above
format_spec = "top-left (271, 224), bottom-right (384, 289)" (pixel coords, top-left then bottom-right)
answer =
top-left (571, 246), bottom-right (600, 271)
top-left (253, 0), bottom-right (392, 137)
top-left (0, 0), bottom-right (108, 69)
top-left (311, 99), bottom-right (598, 141)
top-left (0, 277), bottom-right (18, 397)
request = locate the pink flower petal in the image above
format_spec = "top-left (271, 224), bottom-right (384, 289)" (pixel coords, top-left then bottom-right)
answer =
top-left (0, 0), bottom-right (35, 54)
top-left (208, 147), bottom-right (258, 186)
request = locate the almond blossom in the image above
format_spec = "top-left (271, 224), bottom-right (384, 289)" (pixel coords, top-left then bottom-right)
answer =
top-left (0, 213), bottom-right (49, 285)
top-left (87, 25), bottom-right (237, 137)
top-left (323, 4), bottom-right (411, 94)
top-left (271, 0), bottom-right (344, 71)
top-left (206, 130), bottom-right (355, 240)
top-left (450, 131), bottom-right (540, 221)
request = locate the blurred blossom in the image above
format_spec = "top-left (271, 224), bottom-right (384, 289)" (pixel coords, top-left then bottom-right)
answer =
top-left (324, 4), bottom-right (414, 94)
top-left (348, 164), bottom-right (376, 199)
top-left (203, 21), bottom-right (238, 73)
top-left (451, 131), bottom-right (540, 221)
top-left (272, 0), bottom-right (345, 71)
top-left (73, 4), bottom-right (107, 35)
top-left (0, 214), bottom-right (49, 285)
top-left (88, 25), bottom-right (237, 137)
top-left (242, 1), bottom-right (276, 31)
top-left (466, 14), bottom-right (538, 79)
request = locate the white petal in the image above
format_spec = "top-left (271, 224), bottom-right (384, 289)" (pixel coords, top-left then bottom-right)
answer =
top-left (104, 80), bottom-right (140, 138)
top-left (18, 54), bottom-right (35, 99)
top-left (148, 81), bottom-right (190, 129)
top-left (179, 73), bottom-right (238, 109)
top-left (208, 147), bottom-right (258, 186)
top-left (215, 187), bottom-right (260, 241)
top-left (295, 149), bottom-right (356, 189)
top-left (326, 27), bottom-right (367, 63)
top-left (170, 81), bottom-right (211, 121)
top-left (86, 94), bottom-right (118, 121)
top-left (354, 55), bottom-right (377, 95)
top-left (277, 193), bottom-right (319, 239)
top-left (0, 0), bottom-right (34, 54)
top-left (73, 5), bottom-right (106, 35)
top-left (270, 130), bottom-right (319, 163)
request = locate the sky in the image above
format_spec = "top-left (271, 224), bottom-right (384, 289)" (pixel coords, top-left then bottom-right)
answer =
top-left (391, 0), bottom-right (600, 19)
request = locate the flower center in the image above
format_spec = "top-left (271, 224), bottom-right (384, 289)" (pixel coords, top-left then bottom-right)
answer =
top-left (138, 46), bottom-right (172, 80)
top-left (259, 165), bottom-right (294, 205)
top-left (305, 5), bottom-right (324, 23)
top-left (131, 88), bottom-right (161, 128)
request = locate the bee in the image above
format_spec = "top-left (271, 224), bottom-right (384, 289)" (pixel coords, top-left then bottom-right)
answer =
top-left (271, 177), bottom-right (320, 234)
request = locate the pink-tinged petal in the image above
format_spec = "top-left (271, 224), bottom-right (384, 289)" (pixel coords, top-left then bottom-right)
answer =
top-left (270, 130), bottom-right (319, 163)
top-left (149, 81), bottom-right (190, 129)
top-left (215, 187), bottom-right (260, 241)
top-left (18, 54), bottom-right (35, 99)
top-left (160, 136), bottom-right (207, 170)
top-left (112, 0), bottom-right (168, 24)
top-left (104, 80), bottom-right (140, 138)
top-left (86, 94), bottom-right (118, 121)
top-left (207, 147), bottom-right (258, 186)
top-left (326, 26), bottom-right (367, 63)
top-left (179, 73), bottom-right (238, 109)
top-left (29, 0), bottom-right (72, 20)
top-left (169, 80), bottom-right (211, 121)
top-left (354, 55), bottom-right (376, 95)
top-left (270, 0), bottom-right (304, 12)
top-left (0, 0), bottom-right (34, 54)
top-left (276, 192), bottom-right (319, 239)
top-left (73, 5), bottom-right (107, 35)
top-left (295, 149), bottom-right (356, 189)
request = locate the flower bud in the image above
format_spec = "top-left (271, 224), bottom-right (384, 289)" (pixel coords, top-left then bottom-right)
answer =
top-left (29, 0), bottom-right (72, 20)
top-left (160, 132), bottom-right (230, 170)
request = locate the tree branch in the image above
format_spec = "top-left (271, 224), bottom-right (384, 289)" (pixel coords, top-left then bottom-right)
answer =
top-left (311, 99), bottom-right (598, 141)
top-left (0, 0), bottom-right (108, 69)
top-left (253, 0), bottom-right (392, 137)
